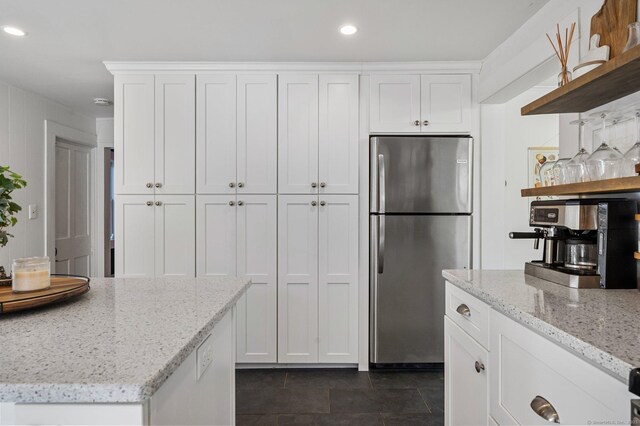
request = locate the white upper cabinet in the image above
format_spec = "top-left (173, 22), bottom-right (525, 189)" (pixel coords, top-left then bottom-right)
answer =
top-left (114, 75), bottom-right (155, 195)
top-left (370, 74), bottom-right (471, 134)
top-left (319, 75), bottom-right (359, 195)
top-left (318, 195), bottom-right (359, 363)
top-left (196, 195), bottom-right (237, 277)
top-left (278, 75), bottom-right (319, 194)
top-left (154, 195), bottom-right (195, 277)
top-left (421, 74), bottom-right (471, 133)
top-left (196, 75), bottom-right (237, 195)
top-left (369, 74), bottom-right (421, 133)
top-left (237, 75), bottom-right (278, 194)
top-left (115, 195), bottom-right (156, 277)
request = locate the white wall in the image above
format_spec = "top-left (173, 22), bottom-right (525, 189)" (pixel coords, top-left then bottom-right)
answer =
top-left (0, 80), bottom-right (95, 270)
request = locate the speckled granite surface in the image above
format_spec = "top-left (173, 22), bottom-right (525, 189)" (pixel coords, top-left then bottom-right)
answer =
top-left (443, 269), bottom-right (640, 385)
top-left (0, 276), bottom-right (250, 403)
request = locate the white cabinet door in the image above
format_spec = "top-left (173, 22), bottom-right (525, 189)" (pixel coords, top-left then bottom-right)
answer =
top-left (114, 75), bottom-right (155, 195)
top-left (278, 74), bottom-right (319, 194)
top-left (237, 75), bottom-right (277, 194)
top-left (236, 195), bottom-right (277, 363)
top-left (196, 75), bottom-right (237, 194)
top-left (196, 195), bottom-right (237, 277)
top-left (319, 75), bottom-right (359, 195)
top-left (318, 195), bottom-right (358, 363)
top-left (278, 195), bottom-right (319, 363)
top-left (155, 75), bottom-right (195, 194)
top-left (444, 317), bottom-right (488, 426)
top-left (369, 74), bottom-right (420, 133)
top-left (155, 195), bottom-right (195, 277)
top-left (420, 74), bottom-right (471, 133)
top-left (115, 195), bottom-right (155, 277)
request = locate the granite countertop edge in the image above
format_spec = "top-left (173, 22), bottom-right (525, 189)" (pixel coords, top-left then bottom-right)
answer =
top-left (442, 270), bottom-right (633, 385)
top-left (0, 277), bottom-right (251, 404)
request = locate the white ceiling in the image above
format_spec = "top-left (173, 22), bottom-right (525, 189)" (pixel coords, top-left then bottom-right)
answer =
top-left (0, 0), bottom-right (549, 118)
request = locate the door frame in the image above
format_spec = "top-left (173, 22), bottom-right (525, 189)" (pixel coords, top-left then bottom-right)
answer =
top-left (44, 120), bottom-right (97, 273)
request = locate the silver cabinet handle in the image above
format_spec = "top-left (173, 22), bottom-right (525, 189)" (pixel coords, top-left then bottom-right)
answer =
top-left (237, 182), bottom-right (244, 188)
top-left (530, 396), bottom-right (560, 424)
top-left (229, 201), bottom-right (235, 206)
top-left (311, 182), bottom-right (317, 188)
top-left (378, 154), bottom-right (385, 214)
top-left (474, 361), bottom-right (485, 373)
top-left (146, 201), bottom-right (153, 206)
top-left (237, 201), bottom-right (244, 206)
top-left (319, 200), bottom-right (326, 206)
top-left (423, 120), bottom-right (429, 126)
top-left (456, 304), bottom-right (471, 317)
top-left (146, 182), bottom-right (153, 188)
top-left (413, 120), bottom-right (420, 126)
top-left (229, 182), bottom-right (235, 188)
top-left (378, 215), bottom-right (385, 273)
top-left (320, 182), bottom-right (326, 188)
top-left (155, 182), bottom-right (162, 188)
top-left (311, 201), bottom-right (317, 206)
top-left (155, 201), bottom-right (162, 206)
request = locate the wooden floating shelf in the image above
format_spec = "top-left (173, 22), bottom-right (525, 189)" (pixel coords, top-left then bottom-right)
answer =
top-left (521, 176), bottom-right (640, 197)
top-left (521, 44), bottom-right (640, 115)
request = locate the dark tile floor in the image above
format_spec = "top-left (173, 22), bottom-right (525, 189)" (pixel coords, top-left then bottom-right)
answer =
top-left (236, 369), bottom-right (444, 426)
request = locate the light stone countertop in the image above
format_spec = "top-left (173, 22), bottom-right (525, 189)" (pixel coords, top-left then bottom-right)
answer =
top-left (0, 276), bottom-right (250, 403)
top-left (443, 269), bottom-right (640, 385)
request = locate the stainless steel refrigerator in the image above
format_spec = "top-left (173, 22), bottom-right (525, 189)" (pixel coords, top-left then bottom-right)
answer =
top-left (370, 135), bottom-right (473, 366)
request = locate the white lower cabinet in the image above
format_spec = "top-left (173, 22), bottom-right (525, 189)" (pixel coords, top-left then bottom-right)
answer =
top-left (115, 195), bottom-right (195, 278)
top-left (278, 195), bottom-right (358, 363)
top-left (197, 195), bottom-right (277, 363)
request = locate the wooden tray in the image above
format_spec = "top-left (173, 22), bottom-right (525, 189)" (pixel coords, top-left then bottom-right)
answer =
top-left (0, 275), bottom-right (90, 314)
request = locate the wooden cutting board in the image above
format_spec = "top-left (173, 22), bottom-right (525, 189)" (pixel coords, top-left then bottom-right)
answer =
top-left (0, 275), bottom-right (90, 314)
top-left (591, 0), bottom-right (637, 59)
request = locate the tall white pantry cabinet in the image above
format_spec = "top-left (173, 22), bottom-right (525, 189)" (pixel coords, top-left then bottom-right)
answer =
top-left (113, 71), bottom-right (360, 365)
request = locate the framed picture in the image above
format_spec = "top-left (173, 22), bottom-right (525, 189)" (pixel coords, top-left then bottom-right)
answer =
top-left (528, 146), bottom-right (559, 189)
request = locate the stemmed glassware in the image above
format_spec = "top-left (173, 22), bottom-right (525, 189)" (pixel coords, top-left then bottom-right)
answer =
top-left (623, 111), bottom-right (640, 177)
top-left (565, 117), bottom-right (591, 183)
top-left (586, 111), bottom-right (624, 180)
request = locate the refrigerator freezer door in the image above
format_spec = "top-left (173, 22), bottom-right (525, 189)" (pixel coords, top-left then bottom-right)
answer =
top-left (370, 214), bottom-right (471, 364)
top-left (370, 136), bottom-right (472, 214)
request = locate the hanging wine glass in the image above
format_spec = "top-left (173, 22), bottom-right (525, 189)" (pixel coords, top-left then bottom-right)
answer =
top-left (565, 117), bottom-right (591, 183)
top-left (608, 115), bottom-right (624, 154)
top-left (586, 111), bottom-right (624, 180)
top-left (623, 110), bottom-right (640, 177)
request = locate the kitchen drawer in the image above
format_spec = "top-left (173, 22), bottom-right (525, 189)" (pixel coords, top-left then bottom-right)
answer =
top-left (490, 310), bottom-right (632, 426)
top-left (445, 282), bottom-right (489, 349)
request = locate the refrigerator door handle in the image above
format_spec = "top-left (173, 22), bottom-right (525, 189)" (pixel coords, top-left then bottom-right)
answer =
top-left (378, 154), bottom-right (386, 214)
top-left (378, 215), bottom-right (385, 273)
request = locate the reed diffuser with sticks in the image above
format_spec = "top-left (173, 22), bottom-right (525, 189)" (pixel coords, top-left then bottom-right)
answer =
top-left (547, 22), bottom-right (576, 86)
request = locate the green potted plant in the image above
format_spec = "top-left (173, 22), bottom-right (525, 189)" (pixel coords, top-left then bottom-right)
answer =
top-left (0, 166), bottom-right (27, 284)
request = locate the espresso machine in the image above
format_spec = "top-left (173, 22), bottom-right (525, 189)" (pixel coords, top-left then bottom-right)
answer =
top-left (510, 199), bottom-right (637, 289)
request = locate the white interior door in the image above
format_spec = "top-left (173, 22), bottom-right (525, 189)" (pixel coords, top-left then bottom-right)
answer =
top-left (278, 74), bottom-right (319, 194)
top-left (155, 75), bottom-right (196, 194)
top-left (369, 74), bottom-right (421, 133)
top-left (196, 75), bottom-right (237, 194)
top-left (237, 75), bottom-right (277, 194)
top-left (318, 195), bottom-right (358, 363)
top-left (196, 195), bottom-right (237, 277)
top-left (236, 194), bottom-right (277, 363)
top-left (55, 141), bottom-right (92, 275)
top-left (155, 195), bottom-right (195, 277)
top-left (319, 74), bottom-right (359, 194)
top-left (278, 195), bottom-right (319, 363)
top-left (420, 74), bottom-right (471, 133)
top-left (115, 195), bottom-right (155, 277)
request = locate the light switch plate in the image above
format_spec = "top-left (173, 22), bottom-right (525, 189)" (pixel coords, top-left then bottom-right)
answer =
top-left (28, 204), bottom-right (37, 220)
top-left (196, 334), bottom-right (214, 381)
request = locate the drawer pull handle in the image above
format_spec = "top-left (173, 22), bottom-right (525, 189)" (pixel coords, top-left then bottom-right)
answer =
top-left (474, 361), bottom-right (485, 373)
top-left (530, 395), bottom-right (560, 424)
top-left (456, 304), bottom-right (471, 317)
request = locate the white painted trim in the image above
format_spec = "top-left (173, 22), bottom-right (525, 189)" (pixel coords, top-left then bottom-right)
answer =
top-left (103, 61), bottom-right (482, 74)
top-left (358, 75), bottom-right (370, 372)
top-left (44, 120), bottom-right (97, 273)
top-left (235, 363), bottom-right (359, 369)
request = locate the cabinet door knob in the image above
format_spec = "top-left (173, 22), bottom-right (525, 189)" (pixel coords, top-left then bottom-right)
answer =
top-left (146, 182), bottom-right (153, 188)
top-left (320, 201), bottom-right (326, 206)
top-left (146, 201), bottom-right (153, 206)
top-left (311, 201), bottom-right (317, 206)
top-left (423, 120), bottom-right (429, 126)
top-left (413, 120), bottom-right (420, 126)
top-left (474, 361), bottom-right (485, 373)
top-left (320, 182), bottom-right (326, 188)
top-left (229, 182), bottom-right (235, 188)
top-left (456, 304), bottom-right (471, 317)
top-left (530, 396), bottom-right (560, 424)
top-left (237, 201), bottom-right (244, 206)
top-left (237, 182), bottom-right (244, 188)
top-left (155, 182), bottom-right (162, 188)
top-left (155, 201), bottom-right (162, 206)
top-left (311, 182), bottom-right (318, 188)
top-left (229, 201), bottom-right (235, 206)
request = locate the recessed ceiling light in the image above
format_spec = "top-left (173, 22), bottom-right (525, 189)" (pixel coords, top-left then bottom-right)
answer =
top-left (93, 98), bottom-right (112, 106)
top-left (2, 26), bottom-right (27, 37)
top-left (340, 25), bottom-right (358, 36)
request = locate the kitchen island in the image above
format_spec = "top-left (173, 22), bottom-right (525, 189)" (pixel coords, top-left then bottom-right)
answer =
top-left (0, 276), bottom-right (250, 425)
top-left (442, 269), bottom-right (638, 426)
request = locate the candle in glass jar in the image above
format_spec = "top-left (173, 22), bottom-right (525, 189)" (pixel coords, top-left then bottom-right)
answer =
top-left (12, 257), bottom-right (51, 293)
